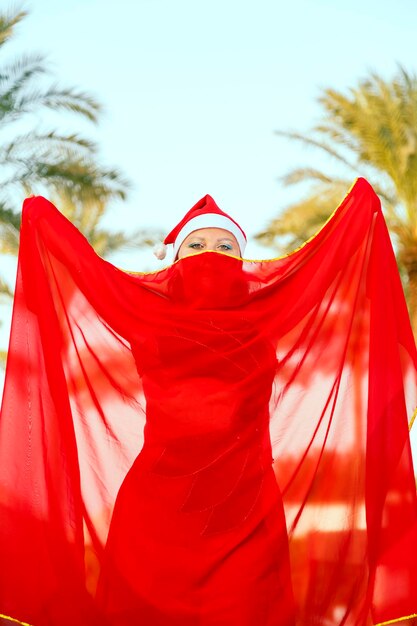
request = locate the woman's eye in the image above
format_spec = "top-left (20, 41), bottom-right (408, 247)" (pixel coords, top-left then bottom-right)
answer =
top-left (189, 242), bottom-right (204, 249)
top-left (218, 244), bottom-right (233, 251)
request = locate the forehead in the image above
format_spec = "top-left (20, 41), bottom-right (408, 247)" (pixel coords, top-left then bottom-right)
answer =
top-left (183, 227), bottom-right (237, 241)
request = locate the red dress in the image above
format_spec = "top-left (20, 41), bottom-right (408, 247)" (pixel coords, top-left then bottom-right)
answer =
top-left (1, 178), bottom-right (417, 626)
top-left (96, 310), bottom-right (296, 625)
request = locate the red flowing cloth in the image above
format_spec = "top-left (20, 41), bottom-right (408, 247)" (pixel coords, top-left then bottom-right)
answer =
top-left (1, 177), bottom-right (417, 626)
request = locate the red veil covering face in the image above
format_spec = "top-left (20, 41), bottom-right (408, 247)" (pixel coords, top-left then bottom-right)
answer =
top-left (0, 177), bottom-right (417, 626)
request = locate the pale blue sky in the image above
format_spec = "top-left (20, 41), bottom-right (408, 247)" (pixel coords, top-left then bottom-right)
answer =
top-left (6, 0), bottom-right (417, 267)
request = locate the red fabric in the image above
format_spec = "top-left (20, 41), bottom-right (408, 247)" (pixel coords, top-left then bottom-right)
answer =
top-left (1, 177), bottom-right (417, 626)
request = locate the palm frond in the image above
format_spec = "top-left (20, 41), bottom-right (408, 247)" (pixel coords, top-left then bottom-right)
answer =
top-left (0, 202), bottom-right (20, 230)
top-left (266, 66), bottom-right (417, 330)
top-left (35, 85), bottom-right (101, 122)
top-left (89, 228), bottom-right (164, 258)
top-left (0, 350), bottom-right (8, 368)
top-left (280, 168), bottom-right (338, 187)
top-left (51, 192), bottom-right (160, 256)
top-left (0, 55), bottom-right (48, 122)
top-left (274, 130), bottom-right (360, 173)
top-left (0, 6), bottom-right (131, 271)
top-left (255, 183), bottom-right (348, 252)
top-left (0, 8), bottom-right (27, 47)
top-left (0, 275), bottom-right (13, 298)
top-left (0, 223), bottom-right (19, 254)
top-left (1, 131), bottom-right (97, 161)
top-left (0, 77), bottom-right (101, 124)
top-left (12, 155), bottom-right (129, 204)
top-left (0, 54), bottom-right (47, 88)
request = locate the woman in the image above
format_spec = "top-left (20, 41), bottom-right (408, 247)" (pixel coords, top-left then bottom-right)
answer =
top-left (0, 178), bottom-right (417, 626)
top-left (96, 199), bottom-right (296, 626)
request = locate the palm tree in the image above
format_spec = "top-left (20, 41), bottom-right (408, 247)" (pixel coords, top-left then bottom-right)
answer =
top-left (51, 191), bottom-right (164, 258)
top-left (256, 66), bottom-right (417, 330)
top-left (0, 7), bottom-right (142, 280)
top-left (0, 7), bottom-right (166, 368)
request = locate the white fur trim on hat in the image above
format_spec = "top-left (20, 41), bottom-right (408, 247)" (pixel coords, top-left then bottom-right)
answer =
top-left (173, 213), bottom-right (246, 257)
top-left (153, 243), bottom-right (167, 260)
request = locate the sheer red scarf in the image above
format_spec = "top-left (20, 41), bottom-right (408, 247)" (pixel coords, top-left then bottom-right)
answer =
top-left (1, 177), bottom-right (417, 625)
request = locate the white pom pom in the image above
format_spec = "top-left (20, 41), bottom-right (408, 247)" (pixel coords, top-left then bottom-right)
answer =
top-left (153, 243), bottom-right (167, 260)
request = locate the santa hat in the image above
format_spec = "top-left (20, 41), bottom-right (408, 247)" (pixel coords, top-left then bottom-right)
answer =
top-left (154, 194), bottom-right (247, 260)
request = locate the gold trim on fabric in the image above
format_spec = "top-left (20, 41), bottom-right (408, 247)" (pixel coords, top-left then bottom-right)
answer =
top-left (409, 406), bottom-right (417, 432)
top-left (122, 178), bottom-right (360, 275)
top-left (0, 614), bottom-right (34, 626)
top-left (1, 609), bottom-right (416, 626)
top-left (375, 613), bottom-right (417, 625)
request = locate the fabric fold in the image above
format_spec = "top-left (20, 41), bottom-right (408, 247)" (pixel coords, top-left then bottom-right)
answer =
top-left (0, 178), bottom-right (416, 625)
